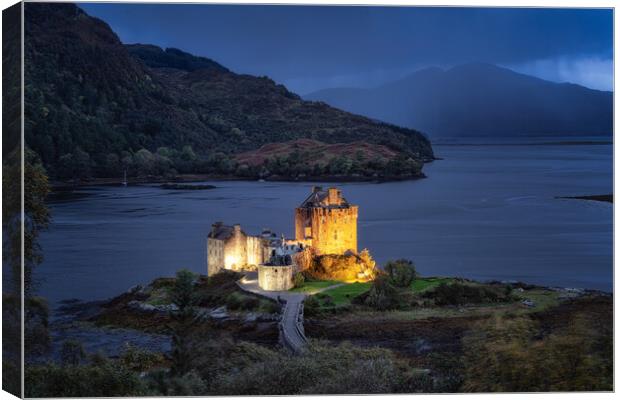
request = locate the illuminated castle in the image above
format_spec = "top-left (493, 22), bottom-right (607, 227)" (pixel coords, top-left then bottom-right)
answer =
top-left (206, 186), bottom-right (359, 288)
top-left (294, 186), bottom-right (358, 255)
top-left (206, 223), bottom-right (274, 276)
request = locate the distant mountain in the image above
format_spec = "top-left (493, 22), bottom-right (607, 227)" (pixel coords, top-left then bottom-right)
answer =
top-left (305, 63), bottom-right (613, 138)
top-left (24, 3), bottom-right (433, 181)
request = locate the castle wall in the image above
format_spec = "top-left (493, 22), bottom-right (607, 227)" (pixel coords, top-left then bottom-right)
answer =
top-left (246, 235), bottom-right (266, 267)
top-left (207, 238), bottom-right (225, 276)
top-left (258, 265), bottom-right (294, 291)
top-left (222, 226), bottom-right (248, 271)
top-left (295, 206), bottom-right (358, 255)
top-left (295, 208), bottom-right (310, 244)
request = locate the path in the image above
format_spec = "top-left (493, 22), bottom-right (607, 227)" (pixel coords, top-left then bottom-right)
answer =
top-left (237, 272), bottom-right (308, 354)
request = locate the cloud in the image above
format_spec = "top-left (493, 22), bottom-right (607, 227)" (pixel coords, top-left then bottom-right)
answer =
top-left (506, 57), bottom-right (613, 91)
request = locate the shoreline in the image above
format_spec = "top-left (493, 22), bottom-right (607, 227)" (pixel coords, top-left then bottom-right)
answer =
top-left (556, 194), bottom-right (613, 203)
top-left (49, 172), bottom-right (427, 190)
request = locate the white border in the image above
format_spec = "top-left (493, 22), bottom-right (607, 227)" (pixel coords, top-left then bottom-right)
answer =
top-left (0, 1), bottom-right (616, 400)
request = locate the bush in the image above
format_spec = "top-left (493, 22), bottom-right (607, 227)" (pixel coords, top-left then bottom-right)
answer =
top-left (384, 259), bottom-right (417, 287)
top-left (260, 299), bottom-right (280, 314)
top-left (304, 296), bottom-right (321, 317)
top-left (25, 361), bottom-right (146, 397)
top-left (226, 292), bottom-right (259, 311)
top-left (60, 340), bottom-right (85, 366)
top-left (293, 272), bottom-right (305, 288)
top-left (208, 341), bottom-right (413, 395)
top-left (424, 282), bottom-right (510, 306)
top-left (365, 275), bottom-right (401, 310)
top-left (119, 344), bottom-right (166, 372)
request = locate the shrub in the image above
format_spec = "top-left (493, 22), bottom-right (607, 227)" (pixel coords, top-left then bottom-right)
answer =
top-left (365, 275), bottom-right (401, 310)
top-left (304, 296), bottom-right (321, 317)
top-left (119, 344), bottom-right (166, 372)
top-left (60, 340), bottom-right (85, 366)
top-left (25, 362), bottom-right (146, 397)
top-left (461, 313), bottom-right (612, 392)
top-left (293, 272), bottom-right (305, 288)
top-left (208, 341), bottom-right (409, 395)
top-left (260, 299), bottom-right (280, 314)
top-left (225, 292), bottom-right (259, 311)
top-left (424, 282), bottom-right (511, 306)
top-left (226, 292), bottom-right (243, 310)
top-left (239, 295), bottom-right (260, 311)
top-left (384, 259), bottom-right (417, 287)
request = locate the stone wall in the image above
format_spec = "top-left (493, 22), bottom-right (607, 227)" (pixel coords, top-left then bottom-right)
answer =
top-left (258, 265), bottom-right (294, 291)
top-left (207, 238), bottom-right (225, 276)
top-left (208, 226), bottom-right (270, 275)
top-left (246, 235), bottom-right (268, 268)
top-left (295, 206), bottom-right (358, 255)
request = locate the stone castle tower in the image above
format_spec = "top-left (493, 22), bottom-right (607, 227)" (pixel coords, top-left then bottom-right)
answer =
top-left (294, 186), bottom-right (358, 255)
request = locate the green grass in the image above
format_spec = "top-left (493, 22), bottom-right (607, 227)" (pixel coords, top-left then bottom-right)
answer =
top-left (310, 277), bottom-right (455, 309)
top-left (319, 282), bottom-right (372, 305)
top-left (411, 277), bottom-right (454, 293)
top-left (291, 280), bottom-right (342, 293)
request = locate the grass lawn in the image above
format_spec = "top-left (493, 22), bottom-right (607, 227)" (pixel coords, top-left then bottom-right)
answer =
top-left (291, 280), bottom-right (341, 293)
top-left (318, 282), bottom-right (372, 305)
top-left (411, 277), bottom-right (454, 293)
top-left (310, 277), bottom-right (457, 308)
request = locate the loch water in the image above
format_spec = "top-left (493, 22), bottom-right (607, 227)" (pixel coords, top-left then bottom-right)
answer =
top-left (38, 141), bottom-right (613, 305)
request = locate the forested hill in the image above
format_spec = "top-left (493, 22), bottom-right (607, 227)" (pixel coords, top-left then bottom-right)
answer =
top-left (24, 3), bottom-right (433, 181)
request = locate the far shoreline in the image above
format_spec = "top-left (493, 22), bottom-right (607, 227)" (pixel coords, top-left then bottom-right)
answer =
top-left (556, 194), bottom-right (613, 203)
top-left (49, 172), bottom-right (428, 191)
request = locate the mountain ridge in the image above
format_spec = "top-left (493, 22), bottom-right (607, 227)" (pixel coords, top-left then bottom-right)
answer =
top-left (305, 63), bottom-right (613, 137)
top-left (24, 3), bottom-right (433, 181)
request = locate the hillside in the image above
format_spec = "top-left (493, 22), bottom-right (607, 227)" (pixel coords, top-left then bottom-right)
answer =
top-left (305, 63), bottom-right (613, 138)
top-left (24, 3), bottom-right (433, 182)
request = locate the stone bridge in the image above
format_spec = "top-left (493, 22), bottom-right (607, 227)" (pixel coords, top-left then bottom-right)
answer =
top-left (237, 272), bottom-right (308, 354)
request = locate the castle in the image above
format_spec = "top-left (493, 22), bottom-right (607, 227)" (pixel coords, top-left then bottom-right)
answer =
top-left (206, 186), bottom-right (358, 290)
top-left (295, 187), bottom-right (358, 255)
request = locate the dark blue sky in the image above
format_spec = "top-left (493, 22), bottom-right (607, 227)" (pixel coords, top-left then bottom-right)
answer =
top-left (80, 3), bottom-right (613, 94)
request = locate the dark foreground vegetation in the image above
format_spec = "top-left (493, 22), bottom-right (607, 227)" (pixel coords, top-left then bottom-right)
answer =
top-left (24, 260), bottom-right (613, 396)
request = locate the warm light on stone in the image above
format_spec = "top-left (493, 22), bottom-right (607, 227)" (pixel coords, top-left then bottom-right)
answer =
top-left (258, 264), bottom-right (294, 291)
top-left (295, 187), bottom-right (358, 255)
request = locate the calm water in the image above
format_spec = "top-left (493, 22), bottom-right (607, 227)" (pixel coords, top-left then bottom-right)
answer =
top-left (38, 142), bottom-right (613, 304)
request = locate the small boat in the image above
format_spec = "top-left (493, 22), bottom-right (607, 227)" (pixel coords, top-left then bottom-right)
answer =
top-left (122, 170), bottom-right (128, 186)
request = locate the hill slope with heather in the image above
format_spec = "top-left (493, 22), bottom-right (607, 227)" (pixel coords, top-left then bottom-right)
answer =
top-left (24, 3), bottom-right (433, 182)
top-left (306, 64), bottom-right (613, 138)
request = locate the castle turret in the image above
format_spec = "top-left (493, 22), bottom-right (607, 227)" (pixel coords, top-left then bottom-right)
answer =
top-left (294, 186), bottom-right (358, 255)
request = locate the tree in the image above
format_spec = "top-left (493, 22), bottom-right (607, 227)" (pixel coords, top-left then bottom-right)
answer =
top-left (169, 269), bottom-right (200, 376)
top-left (384, 259), bottom-right (417, 288)
top-left (365, 275), bottom-right (400, 311)
top-left (60, 340), bottom-right (86, 366)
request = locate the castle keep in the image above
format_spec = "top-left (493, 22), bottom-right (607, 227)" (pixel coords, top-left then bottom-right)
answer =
top-left (295, 187), bottom-right (358, 255)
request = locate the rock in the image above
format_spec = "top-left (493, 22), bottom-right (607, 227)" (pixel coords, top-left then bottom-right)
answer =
top-left (244, 312), bottom-right (258, 323)
top-left (413, 338), bottom-right (432, 354)
top-left (127, 300), bottom-right (178, 314)
top-left (210, 306), bottom-right (229, 320)
top-left (521, 299), bottom-right (536, 308)
top-left (127, 284), bottom-right (143, 294)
